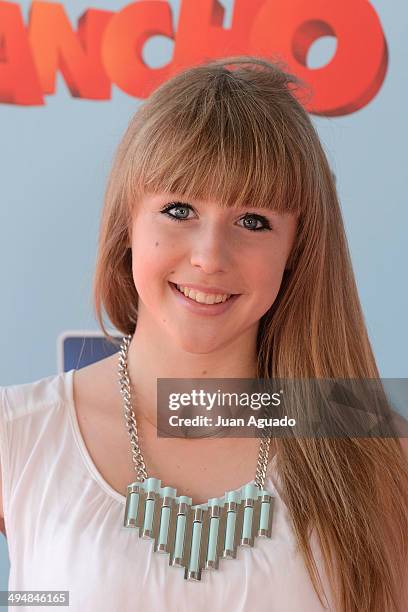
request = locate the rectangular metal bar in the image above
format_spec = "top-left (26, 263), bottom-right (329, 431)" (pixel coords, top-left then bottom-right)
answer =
top-left (165, 499), bottom-right (178, 556)
top-left (215, 504), bottom-right (228, 569)
top-left (181, 506), bottom-right (195, 568)
top-left (135, 490), bottom-right (147, 531)
top-left (150, 492), bottom-right (162, 542)
top-left (265, 497), bottom-right (274, 538)
top-left (198, 508), bottom-right (211, 571)
top-left (251, 496), bottom-right (262, 543)
top-left (233, 500), bottom-right (245, 555)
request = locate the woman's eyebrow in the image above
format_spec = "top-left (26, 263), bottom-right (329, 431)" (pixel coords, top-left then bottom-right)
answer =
top-left (237, 205), bottom-right (287, 218)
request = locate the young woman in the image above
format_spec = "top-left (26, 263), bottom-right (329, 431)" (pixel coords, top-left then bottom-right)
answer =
top-left (1, 56), bottom-right (407, 612)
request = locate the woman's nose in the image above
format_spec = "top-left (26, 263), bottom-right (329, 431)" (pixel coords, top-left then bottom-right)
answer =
top-left (189, 225), bottom-right (231, 274)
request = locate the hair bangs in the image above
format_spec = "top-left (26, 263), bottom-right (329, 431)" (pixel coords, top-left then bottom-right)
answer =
top-left (124, 69), bottom-right (307, 217)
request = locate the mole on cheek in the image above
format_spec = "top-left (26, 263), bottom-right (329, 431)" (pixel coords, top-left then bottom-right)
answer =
top-left (155, 241), bottom-right (159, 247)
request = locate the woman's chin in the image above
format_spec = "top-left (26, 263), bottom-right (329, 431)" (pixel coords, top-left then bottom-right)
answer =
top-left (173, 332), bottom-right (228, 355)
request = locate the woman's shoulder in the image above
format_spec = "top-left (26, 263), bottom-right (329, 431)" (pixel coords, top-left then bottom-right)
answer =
top-left (0, 370), bottom-right (74, 527)
top-left (0, 371), bottom-right (73, 487)
top-left (0, 370), bottom-right (71, 424)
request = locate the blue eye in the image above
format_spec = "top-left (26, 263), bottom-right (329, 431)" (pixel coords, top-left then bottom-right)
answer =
top-left (238, 213), bottom-right (272, 232)
top-left (160, 201), bottom-right (272, 232)
top-left (160, 202), bottom-right (194, 222)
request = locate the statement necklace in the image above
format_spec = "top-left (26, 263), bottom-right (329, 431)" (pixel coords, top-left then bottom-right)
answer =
top-left (118, 334), bottom-right (274, 581)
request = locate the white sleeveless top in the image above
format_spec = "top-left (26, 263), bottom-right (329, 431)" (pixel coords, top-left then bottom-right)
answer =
top-left (0, 370), bottom-right (334, 611)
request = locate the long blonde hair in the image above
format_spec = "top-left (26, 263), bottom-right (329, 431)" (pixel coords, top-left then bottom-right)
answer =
top-left (93, 56), bottom-right (408, 611)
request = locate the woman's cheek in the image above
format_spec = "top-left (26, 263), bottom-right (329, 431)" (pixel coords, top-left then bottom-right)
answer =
top-left (257, 270), bottom-right (286, 313)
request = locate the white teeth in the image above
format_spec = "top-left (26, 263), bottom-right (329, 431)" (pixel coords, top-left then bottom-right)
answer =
top-left (176, 284), bottom-right (231, 304)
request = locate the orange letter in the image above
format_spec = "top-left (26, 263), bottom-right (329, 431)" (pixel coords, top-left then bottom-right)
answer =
top-left (28, 1), bottom-right (113, 99)
top-left (102, 1), bottom-right (174, 98)
top-left (171, 0), bottom-right (264, 73)
top-left (0, 1), bottom-right (43, 105)
top-left (249, 0), bottom-right (387, 116)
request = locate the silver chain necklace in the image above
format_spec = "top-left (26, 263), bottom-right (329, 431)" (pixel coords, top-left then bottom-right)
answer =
top-left (117, 333), bottom-right (271, 488)
top-left (118, 333), bottom-right (274, 581)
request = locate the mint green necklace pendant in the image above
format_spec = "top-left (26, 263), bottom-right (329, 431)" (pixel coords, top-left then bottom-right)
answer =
top-left (123, 477), bottom-right (274, 581)
top-left (118, 334), bottom-right (274, 581)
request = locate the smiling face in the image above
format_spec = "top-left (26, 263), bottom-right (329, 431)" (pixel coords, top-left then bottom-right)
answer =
top-left (129, 192), bottom-right (298, 354)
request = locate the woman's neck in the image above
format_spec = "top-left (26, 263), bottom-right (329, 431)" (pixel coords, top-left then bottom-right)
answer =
top-left (128, 324), bottom-right (258, 376)
top-left (125, 312), bottom-right (259, 424)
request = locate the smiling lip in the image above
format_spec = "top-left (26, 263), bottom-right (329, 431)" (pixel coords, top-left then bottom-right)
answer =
top-left (169, 282), bottom-right (239, 295)
top-left (168, 281), bottom-right (241, 316)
